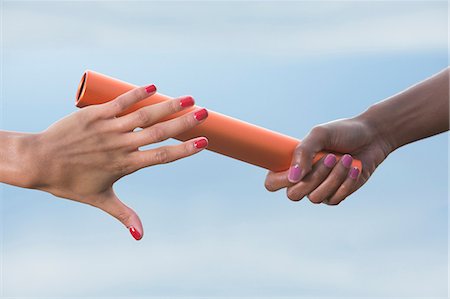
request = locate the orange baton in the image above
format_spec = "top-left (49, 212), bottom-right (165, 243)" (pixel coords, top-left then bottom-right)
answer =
top-left (75, 70), bottom-right (362, 172)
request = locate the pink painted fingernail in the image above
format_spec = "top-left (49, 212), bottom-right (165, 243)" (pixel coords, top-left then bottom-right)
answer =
top-left (194, 108), bottom-right (208, 121)
top-left (194, 137), bottom-right (208, 149)
top-left (145, 84), bottom-right (156, 94)
top-left (180, 96), bottom-right (195, 108)
top-left (288, 164), bottom-right (302, 183)
top-left (129, 226), bottom-right (142, 241)
top-left (324, 154), bottom-right (337, 168)
top-left (341, 154), bottom-right (353, 168)
top-left (349, 167), bottom-right (360, 180)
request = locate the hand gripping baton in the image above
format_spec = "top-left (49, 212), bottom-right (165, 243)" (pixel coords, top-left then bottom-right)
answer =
top-left (75, 70), bottom-right (362, 172)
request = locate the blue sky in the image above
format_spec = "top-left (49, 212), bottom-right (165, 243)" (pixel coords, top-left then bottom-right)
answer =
top-left (0, 1), bottom-right (448, 297)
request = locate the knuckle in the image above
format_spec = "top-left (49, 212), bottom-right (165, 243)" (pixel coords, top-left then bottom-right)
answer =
top-left (339, 181), bottom-right (348, 190)
top-left (113, 119), bottom-right (130, 132)
top-left (116, 211), bottom-right (132, 224)
top-left (111, 159), bottom-right (130, 175)
top-left (110, 98), bottom-right (125, 113)
top-left (78, 106), bottom-right (99, 124)
top-left (170, 98), bottom-right (181, 113)
top-left (310, 168), bottom-right (325, 182)
top-left (116, 136), bottom-right (136, 152)
top-left (294, 145), bottom-right (312, 163)
top-left (154, 148), bottom-right (170, 164)
top-left (148, 125), bottom-right (166, 143)
top-left (294, 143), bottom-right (304, 154)
top-left (132, 87), bottom-right (146, 100)
top-left (183, 141), bottom-right (195, 155)
top-left (181, 113), bottom-right (195, 128)
top-left (95, 105), bottom-right (114, 119)
top-left (129, 152), bottom-right (146, 170)
top-left (136, 109), bottom-right (151, 125)
top-left (310, 125), bottom-right (328, 137)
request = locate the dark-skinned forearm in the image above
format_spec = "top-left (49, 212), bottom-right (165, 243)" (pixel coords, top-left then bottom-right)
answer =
top-left (360, 67), bottom-right (449, 152)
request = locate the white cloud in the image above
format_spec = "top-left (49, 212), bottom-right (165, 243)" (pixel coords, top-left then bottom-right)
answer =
top-left (3, 193), bottom-right (447, 297)
top-left (1, 2), bottom-right (448, 297)
top-left (2, 1), bottom-right (447, 57)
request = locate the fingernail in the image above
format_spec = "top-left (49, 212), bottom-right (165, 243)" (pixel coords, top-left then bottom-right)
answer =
top-left (180, 96), bottom-right (195, 108)
top-left (341, 154), bottom-right (353, 168)
top-left (288, 164), bottom-right (302, 183)
top-left (324, 154), bottom-right (337, 168)
top-left (349, 167), bottom-right (360, 180)
top-left (194, 137), bottom-right (208, 149)
top-left (129, 226), bottom-right (142, 241)
top-left (145, 84), bottom-right (156, 94)
top-left (194, 108), bottom-right (208, 121)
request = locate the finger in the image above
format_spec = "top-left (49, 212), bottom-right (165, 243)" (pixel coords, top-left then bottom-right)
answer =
top-left (286, 153), bottom-right (337, 201)
top-left (307, 154), bottom-right (353, 204)
top-left (288, 126), bottom-right (329, 184)
top-left (130, 108), bottom-right (208, 147)
top-left (325, 167), bottom-right (360, 205)
top-left (131, 137), bottom-right (208, 170)
top-left (264, 170), bottom-right (291, 192)
top-left (116, 95), bottom-right (195, 131)
top-left (94, 190), bottom-right (144, 241)
top-left (102, 84), bottom-right (157, 117)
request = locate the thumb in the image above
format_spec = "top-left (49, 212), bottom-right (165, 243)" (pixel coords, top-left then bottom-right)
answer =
top-left (288, 126), bottom-right (328, 183)
top-left (95, 189), bottom-right (144, 241)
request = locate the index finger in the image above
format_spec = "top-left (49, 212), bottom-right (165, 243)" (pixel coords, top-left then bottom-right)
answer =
top-left (264, 170), bottom-right (292, 192)
top-left (101, 84), bottom-right (157, 117)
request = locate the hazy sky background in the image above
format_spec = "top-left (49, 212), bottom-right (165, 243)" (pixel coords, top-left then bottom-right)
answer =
top-left (0, 1), bottom-right (448, 298)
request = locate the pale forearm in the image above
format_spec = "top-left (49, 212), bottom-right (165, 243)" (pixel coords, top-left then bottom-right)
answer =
top-left (361, 67), bottom-right (449, 152)
top-left (0, 131), bottom-right (40, 188)
top-left (0, 84), bottom-right (210, 240)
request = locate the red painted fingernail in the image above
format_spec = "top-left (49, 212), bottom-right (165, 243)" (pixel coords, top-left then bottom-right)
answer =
top-left (145, 84), bottom-right (156, 94)
top-left (349, 167), bottom-right (360, 180)
top-left (194, 137), bottom-right (208, 149)
top-left (129, 226), bottom-right (142, 241)
top-left (194, 108), bottom-right (208, 121)
top-left (180, 96), bottom-right (195, 108)
top-left (341, 154), bottom-right (353, 168)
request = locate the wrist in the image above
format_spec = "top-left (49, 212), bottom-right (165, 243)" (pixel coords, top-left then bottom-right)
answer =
top-left (356, 103), bottom-right (397, 155)
top-left (0, 131), bottom-right (43, 189)
top-left (358, 68), bottom-right (449, 153)
top-left (23, 132), bottom-right (49, 189)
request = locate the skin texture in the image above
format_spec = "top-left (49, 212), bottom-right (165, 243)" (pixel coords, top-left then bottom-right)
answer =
top-left (0, 69), bottom-right (448, 240)
top-left (0, 85), bottom-right (209, 240)
top-left (265, 67), bottom-right (449, 205)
